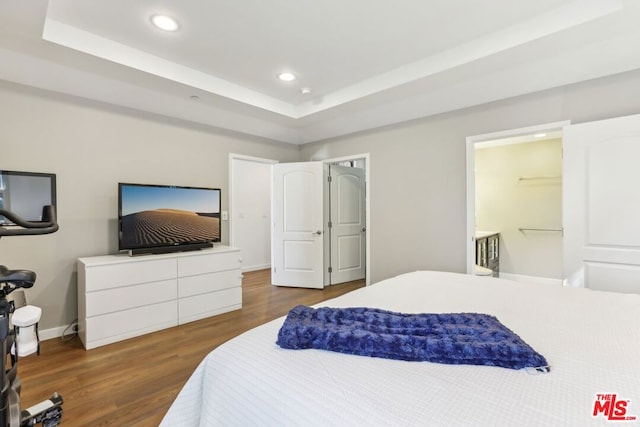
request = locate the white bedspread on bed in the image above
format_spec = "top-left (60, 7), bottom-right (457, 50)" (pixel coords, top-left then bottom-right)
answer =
top-left (161, 271), bottom-right (640, 426)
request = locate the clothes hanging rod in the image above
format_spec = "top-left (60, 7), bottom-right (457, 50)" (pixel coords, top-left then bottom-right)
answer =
top-left (518, 228), bottom-right (563, 233)
top-left (518, 175), bottom-right (561, 181)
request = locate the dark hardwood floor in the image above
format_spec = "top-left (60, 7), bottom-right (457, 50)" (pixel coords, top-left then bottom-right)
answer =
top-left (18, 269), bottom-right (364, 426)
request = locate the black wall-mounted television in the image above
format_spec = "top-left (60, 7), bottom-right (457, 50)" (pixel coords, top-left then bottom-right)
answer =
top-left (118, 183), bottom-right (221, 256)
top-left (0, 170), bottom-right (57, 225)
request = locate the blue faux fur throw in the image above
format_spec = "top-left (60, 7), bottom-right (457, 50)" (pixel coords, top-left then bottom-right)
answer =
top-left (276, 305), bottom-right (549, 371)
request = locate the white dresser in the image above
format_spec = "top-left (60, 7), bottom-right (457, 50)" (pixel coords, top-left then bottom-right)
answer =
top-left (77, 246), bottom-right (242, 350)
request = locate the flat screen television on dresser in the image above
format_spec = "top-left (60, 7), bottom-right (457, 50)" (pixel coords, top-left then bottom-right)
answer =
top-left (118, 182), bottom-right (221, 256)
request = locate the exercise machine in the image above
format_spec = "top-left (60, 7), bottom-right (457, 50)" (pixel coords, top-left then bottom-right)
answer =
top-left (0, 206), bottom-right (63, 426)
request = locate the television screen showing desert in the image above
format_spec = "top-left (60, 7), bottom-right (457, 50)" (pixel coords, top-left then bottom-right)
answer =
top-left (119, 185), bottom-right (221, 248)
top-left (121, 209), bottom-right (220, 247)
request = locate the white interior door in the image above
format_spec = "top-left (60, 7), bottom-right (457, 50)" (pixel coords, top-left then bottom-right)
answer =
top-left (272, 162), bottom-right (324, 288)
top-left (563, 113), bottom-right (640, 294)
top-left (329, 165), bottom-right (366, 284)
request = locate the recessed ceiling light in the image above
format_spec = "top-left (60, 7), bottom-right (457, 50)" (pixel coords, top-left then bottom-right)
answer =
top-left (533, 133), bottom-right (547, 138)
top-left (277, 72), bottom-right (296, 82)
top-left (301, 87), bottom-right (312, 95)
top-left (151, 15), bottom-right (179, 32)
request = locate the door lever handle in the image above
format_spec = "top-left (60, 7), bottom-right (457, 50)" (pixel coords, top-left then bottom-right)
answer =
top-left (312, 230), bottom-right (322, 235)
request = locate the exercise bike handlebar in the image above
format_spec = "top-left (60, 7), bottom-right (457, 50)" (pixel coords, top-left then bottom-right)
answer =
top-left (0, 205), bottom-right (59, 237)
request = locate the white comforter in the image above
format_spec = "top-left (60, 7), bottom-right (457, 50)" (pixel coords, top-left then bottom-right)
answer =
top-left (161, 271), bottom-right (640, 426)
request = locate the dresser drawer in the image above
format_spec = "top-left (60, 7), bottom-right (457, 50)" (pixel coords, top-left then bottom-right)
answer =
top-left (177, 250), bottom-right (241, 277)
top-left (178, 269), bottom-right (241, 298)
top-left (84, 258), bottom-right (176, 292)
top-left (178, 287), bottom-right (242, 324)
top-left (86, 279), bottom-right (177, 316)
top-left (85, 301), bottom-right (177, 349)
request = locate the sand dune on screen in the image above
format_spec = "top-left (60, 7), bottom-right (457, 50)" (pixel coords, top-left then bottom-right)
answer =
top-left (121, 209), bottom-right (220, 247)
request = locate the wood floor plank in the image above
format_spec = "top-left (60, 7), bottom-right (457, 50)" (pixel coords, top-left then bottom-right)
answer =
top-left (17, 269), bottom-right (364, 426)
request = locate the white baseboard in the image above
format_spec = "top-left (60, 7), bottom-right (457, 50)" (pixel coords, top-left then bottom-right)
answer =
top-left (40, 325), bottom-right (74, 341)
top-left (242, 263), bottom-right (271, 272)
top-left (499, 272), bottom-right (563, 286)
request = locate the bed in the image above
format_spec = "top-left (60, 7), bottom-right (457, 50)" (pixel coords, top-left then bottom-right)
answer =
top-left (161, 271), bottom-right (640, 426)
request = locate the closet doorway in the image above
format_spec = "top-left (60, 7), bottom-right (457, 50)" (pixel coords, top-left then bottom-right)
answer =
top-left (466, 122), bottom-right (567, 285)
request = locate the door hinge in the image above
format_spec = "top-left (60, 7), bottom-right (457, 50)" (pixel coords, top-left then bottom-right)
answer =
top-left (327, 175), bottom-right (332, 182)
top-left (328, 221), bottom-right (332, 228)
top-left (328, 266), bottom-right (333, 273)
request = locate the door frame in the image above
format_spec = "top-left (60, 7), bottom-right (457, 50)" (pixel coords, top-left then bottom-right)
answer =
top-left (465, 121), bottom-right (570, 276)
top-left (322, 153), bottom-right (371, 286)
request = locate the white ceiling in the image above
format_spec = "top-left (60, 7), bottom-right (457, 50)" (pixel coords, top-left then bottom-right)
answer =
top-left (2, 0), bottom-right (640, 144)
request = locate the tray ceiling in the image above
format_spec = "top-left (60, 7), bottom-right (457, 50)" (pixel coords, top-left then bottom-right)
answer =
top-left (1, 0), bottom-right (640, 143)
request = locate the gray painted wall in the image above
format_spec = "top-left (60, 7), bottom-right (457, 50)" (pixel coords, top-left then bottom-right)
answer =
top-left (300, 69), bottom-right (640, 284)
top-left (3, 68), bottom-right (640, 332)
top-left (0, 81), bottom-right (299, 331)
